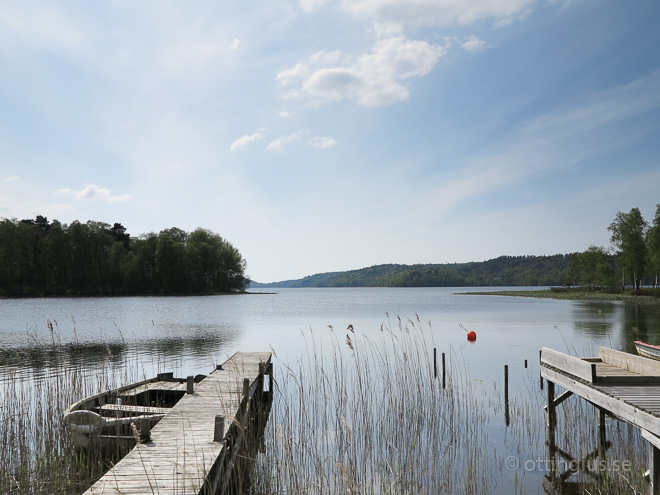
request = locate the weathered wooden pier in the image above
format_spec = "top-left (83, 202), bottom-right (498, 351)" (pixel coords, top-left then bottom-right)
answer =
top-left (541, 346), bottom-right (660, 494)
top-left (84, 351), bottom-right (273, 495)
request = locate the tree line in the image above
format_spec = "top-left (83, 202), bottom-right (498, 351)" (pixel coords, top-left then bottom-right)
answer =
top-left (0, 216), bottom-right (248, 296)
top-left (567, 205), bottom-right (660, 291)
top-left (251, 254), bottom-right (574, 288)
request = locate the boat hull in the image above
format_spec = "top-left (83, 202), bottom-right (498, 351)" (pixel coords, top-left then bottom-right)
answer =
top-left (634, 340), bottom-right (660, 361)
top-left (63, 372), bottom-right (202, 450)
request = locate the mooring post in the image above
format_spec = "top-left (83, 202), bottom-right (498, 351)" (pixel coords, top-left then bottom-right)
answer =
top-left (187, 375), bottom-right (194, 394)
top-left (524, 359), bottom-right (528, 369)
top-left (546, 380), bottom-right (558, 480)
top-left (433, 348), bottom-right (437, 379)
top-left (442, 352), bottom-right (446, 389)
top-left (649, 444), bottom-right (660, 495)
top-left (598, 408), bottom-right (607, 458)
top-left (214, 415), bottom-right (225, 443)
top-left (539, 350), bottom-right (544, 390)
top-left (546, 380), bottom-right (557, 443)
top-left (504, 365), bottom-right (510, 427)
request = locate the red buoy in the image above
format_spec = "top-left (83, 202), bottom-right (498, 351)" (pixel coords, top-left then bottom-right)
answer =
top-left (460, 324), bottom-right (477, 342)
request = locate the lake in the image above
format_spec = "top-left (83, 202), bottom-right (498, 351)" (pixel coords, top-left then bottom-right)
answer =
top-left (1, 287), bottom-right (659, 493)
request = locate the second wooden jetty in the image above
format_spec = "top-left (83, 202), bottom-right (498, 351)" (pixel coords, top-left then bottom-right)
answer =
top-left (541, 346), bottom-right (660, 495)
top-left (84, 351), bottom-right (273, 495)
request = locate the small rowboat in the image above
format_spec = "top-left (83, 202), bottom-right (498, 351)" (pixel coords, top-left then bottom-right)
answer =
top-left (63, 371), bottom-right (206, 449)
top-left (634, 341), bottom-right (660, 361)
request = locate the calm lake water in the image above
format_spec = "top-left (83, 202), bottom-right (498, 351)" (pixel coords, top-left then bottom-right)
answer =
top-left (1, 287), bottom-right (659, 493)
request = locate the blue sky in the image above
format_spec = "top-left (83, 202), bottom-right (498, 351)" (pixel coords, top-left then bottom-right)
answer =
top-left (1, 0), bottom-right (659, 283)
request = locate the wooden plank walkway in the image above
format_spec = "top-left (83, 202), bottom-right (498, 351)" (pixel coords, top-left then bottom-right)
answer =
top-left (540, 346), bottom-right (660, 494)
top-left (85, 351), bottom-right (272, 495)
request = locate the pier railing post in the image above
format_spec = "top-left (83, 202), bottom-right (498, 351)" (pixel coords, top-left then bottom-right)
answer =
top-left (187, 375), bottom-right (194, 394)
top-left (214, 415), bottom-right (225, 442)
top-left (258, 362), bottom-right (265, 397)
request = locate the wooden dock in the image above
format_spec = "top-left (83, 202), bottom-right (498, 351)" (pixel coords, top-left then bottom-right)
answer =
top-left (540, 346), bottom-right (660, 494)
top-left (84, 351), bottom-right (273, 495)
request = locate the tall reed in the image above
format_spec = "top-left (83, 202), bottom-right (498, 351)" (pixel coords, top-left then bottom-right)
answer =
top-left (251, 316), bottom-right (651, 495)
top-left (0, 322), bottom-right (144, 494)
top-left (251, 316), bottom-right (493, 494)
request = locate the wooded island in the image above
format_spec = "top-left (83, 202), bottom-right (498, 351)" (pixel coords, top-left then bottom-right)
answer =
top-left (0, 217), bottom-right (248, 297)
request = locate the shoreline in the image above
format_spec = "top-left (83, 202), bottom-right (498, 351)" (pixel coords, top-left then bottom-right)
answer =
top-left (462, 288), bottom-right (660, 306)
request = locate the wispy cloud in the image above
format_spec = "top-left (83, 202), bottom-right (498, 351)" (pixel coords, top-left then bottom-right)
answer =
top-left (418, 70), bottom-right (660, 219)
top-left (267, 130), bottom-right (306, 151)
top-left (310, 136), bottom-right (337, 148)
top-left (462, 36), bottom-right (488, 52)
top-left (2, 175), bottom-right (18, 183)
top-left (337, 0), bottom-right (534, 27)
top-left (230, 132), bottom-right (263, 151)
top-left (56, 185), bottom-right (132, 202)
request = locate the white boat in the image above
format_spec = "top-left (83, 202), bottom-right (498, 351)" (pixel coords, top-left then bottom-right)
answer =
top-left (634, 340), bottom-right (660, 361)
top-left (63, 371), bottom-right (205, 449)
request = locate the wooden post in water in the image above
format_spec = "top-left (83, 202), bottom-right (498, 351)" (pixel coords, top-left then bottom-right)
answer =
top-left (524, 359), bottom-right (528, 368)
top-left (433, 348), bottom-right (437, 379)
top-left (539, 350), bottom-right (544, 390)
top-left (598, 408), bottom-right (607, 458)
top-left (504, 365), bottom-right (510, 427)
top-left (442, 352), bottom-right (446, 389)
top-left (650, 445), bottom-right (660, 495)
top-left (546, 380), bottom-right (557, 445)
top-left (187, 376), bottom-right (194, 394)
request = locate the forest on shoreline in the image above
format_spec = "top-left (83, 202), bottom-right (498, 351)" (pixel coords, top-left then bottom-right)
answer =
top-left (0, 216), bottom-right (248, 297)
top-left (251, 255), bottom-right (574, 288)
top-left (253, 204), bottom-right (660, 290)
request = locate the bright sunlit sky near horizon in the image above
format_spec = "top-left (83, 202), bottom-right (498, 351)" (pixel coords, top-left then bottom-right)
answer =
top-left (1, 0), bottom-right (660, 283)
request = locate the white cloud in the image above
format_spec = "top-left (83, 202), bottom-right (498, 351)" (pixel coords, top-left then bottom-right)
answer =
top-left (2, 175), bottom-right (18, 183)
top-left (230, 132), bottom-right (263, 151)
top-left (230, 38), bottom-right (241, 50)
top-left (293, 35), bottom-right (448, 106)
top-left (279, 110), bottom-right (294, 118)
top-left (339, 0), bottom-right (534, 27)
top-left (56, 185), bottom-right (132, 202)
top-left (310, 136), bottom-right (338, 148)
top-left (276, 63), bottom-right (311, 86)
top-left (267, 130), bottom-right (305, 151)
top-left (462, 35), bottom-right (488, 52)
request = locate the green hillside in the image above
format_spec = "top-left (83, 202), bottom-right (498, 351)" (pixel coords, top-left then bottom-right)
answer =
top-left (251, 254), bottom-right (574, 288)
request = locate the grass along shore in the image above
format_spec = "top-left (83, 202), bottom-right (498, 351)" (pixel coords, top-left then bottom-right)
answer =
top-left (462, 287), bottom-right (660, 305)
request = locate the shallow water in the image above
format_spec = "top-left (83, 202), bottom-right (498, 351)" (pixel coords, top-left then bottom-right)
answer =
top-left (1, 287), bottom-right (658, 493)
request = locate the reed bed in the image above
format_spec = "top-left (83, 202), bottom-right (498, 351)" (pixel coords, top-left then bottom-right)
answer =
top-left (251, 316), bottom-right (494, 494)
top-left (251, 316), bottom-right (651, 495)
top-left (0, 321), bottom-right (144, 494)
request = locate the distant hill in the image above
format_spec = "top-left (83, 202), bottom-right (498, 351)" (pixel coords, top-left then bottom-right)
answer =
top-left (250, 254), bottom-right (575, 288)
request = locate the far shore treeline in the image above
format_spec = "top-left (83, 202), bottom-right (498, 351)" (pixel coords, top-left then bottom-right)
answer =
top-left (0, 217), bottom-right (248, 297)
top-left (253, 205), bottom-right (660, 291)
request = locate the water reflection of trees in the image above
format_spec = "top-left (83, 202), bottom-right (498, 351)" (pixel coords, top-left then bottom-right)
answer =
top-left (0, 326), bottom-right (239, 375)
top-left (569, 301), bottom-right (660, 355)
